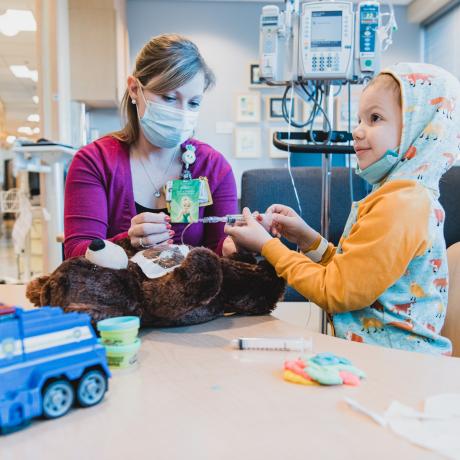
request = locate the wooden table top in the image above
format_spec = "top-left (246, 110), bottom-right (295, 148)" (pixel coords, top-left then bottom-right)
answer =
top-left (2, 312), bottom-right (457, 460)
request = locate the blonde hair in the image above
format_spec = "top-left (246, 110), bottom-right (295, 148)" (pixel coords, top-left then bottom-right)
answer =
top-left (112, 34), bottom-right (215, 144)
top-left (365, 73), bottom-right (402, 107)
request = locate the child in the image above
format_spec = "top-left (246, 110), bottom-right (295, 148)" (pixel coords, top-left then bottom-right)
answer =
top-left (226, 63), bottom-right (460, 355)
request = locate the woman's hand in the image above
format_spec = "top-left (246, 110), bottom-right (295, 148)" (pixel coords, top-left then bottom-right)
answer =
top-left (128, 212), bottom-right (173, 248)
top-left (224, 208), bottom-right (272, 253)
top-left (264, 204), bottom-right (320, 252)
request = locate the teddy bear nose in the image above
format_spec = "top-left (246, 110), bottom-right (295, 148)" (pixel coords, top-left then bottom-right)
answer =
top-left (89, 239), bottom-right (106, 251)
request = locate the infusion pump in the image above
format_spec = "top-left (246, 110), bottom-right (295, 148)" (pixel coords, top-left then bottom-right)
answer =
top-left (299, 1), bottom-right (354, 80)
top-left (259, 0), bottom-right (388, 83)
top-left (259, 3), bottom-right (298, 83)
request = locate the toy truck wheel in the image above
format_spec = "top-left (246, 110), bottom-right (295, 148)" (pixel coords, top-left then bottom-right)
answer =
top-left (77, 370), bottom-right (107, 407)
top-left (42, 380), bottom-right (75, 419)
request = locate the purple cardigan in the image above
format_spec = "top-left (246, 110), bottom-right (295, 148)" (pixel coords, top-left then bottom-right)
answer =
top-left (64, 136), bottom-right (238, 258)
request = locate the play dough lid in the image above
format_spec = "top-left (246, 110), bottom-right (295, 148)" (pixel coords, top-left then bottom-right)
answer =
top-left (97, 316), bottom-right (140, 332)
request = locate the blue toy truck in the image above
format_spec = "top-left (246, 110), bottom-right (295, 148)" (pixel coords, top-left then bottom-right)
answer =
top-left (0, 305), bottom-right (111, 433)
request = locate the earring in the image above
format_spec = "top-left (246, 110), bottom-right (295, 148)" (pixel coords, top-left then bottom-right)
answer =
top-left (131, 99), bottom-right (136, 105)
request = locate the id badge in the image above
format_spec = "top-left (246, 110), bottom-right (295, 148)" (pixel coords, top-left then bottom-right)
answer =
top-left (166, 178), bottom-right (213, 207)
top-left (198, 177), bottom-right (213, 207)
top-left (169, 179), bottom-right (201, 223)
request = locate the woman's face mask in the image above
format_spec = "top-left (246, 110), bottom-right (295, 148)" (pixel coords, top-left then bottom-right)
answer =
top-left (137, 87), bottom-right (200, 149)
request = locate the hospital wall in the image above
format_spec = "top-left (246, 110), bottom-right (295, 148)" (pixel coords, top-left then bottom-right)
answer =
top-left (88, 1), bottom-right (421, 195)
top-left (424, 4), bottom-right (460, 76)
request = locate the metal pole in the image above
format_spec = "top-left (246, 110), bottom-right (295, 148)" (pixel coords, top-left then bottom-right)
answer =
top-left (36, 0), bottom-right (72, 274)
top-left (41, 157), bottom-right (66, 273)
top-left (320, 83), bottom-right (335, 335)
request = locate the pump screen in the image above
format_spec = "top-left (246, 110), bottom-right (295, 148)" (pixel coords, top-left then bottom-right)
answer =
top-left (311, 11), bottom-right (342, 48)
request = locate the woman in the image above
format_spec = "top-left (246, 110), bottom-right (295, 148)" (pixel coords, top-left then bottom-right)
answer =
top-left (64, 34), bottom-right (237, 258)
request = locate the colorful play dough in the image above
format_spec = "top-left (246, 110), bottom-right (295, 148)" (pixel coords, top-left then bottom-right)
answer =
top-left (283, 370), bottom-right (318, 386)
top-left (310, 352), bottom-right (351, 366)
top-left (283, 353), bottom-right (365, 386)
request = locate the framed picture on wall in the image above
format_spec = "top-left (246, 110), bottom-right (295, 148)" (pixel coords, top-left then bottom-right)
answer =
top-left (266, 96), bottom-right (296, 122)
top-left (250, 63), bottom-right (262, 85)
top-left (268, 127), bottom-right (288, 158)
top-left (235, 93), bottom-right (261, 123)
top-left (234, 127), bottom-right (262, 158)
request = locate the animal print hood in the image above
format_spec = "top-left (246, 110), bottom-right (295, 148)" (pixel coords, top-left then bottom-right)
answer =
top-left (381, 63), bottom-right (460, 196)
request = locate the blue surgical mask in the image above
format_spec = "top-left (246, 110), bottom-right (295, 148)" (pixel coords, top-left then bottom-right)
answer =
top-left (138, 89), bottom-right (199, 149)
top-left (355, 148), bottom-right (400, 185)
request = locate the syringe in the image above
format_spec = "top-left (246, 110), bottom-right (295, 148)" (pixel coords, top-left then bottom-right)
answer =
top-left (199, 214), bottom-right (264, 224)
top-left (198, 214), bottom-right (244, 224)
top-left (181, 213), bottom-right (268, 244)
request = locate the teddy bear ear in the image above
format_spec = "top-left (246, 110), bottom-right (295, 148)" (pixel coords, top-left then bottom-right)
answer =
top-left (85, 239), bottom-right (129, 270)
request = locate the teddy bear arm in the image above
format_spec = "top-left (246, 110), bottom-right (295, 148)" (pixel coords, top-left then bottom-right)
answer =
top-left (216, 258), bottom-right (286, 316)
top-left (62, 303), bottom-right (134, 325)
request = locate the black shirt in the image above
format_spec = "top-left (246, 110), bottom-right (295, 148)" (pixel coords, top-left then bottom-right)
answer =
top-left (134, 202), bottom-right (169, 216)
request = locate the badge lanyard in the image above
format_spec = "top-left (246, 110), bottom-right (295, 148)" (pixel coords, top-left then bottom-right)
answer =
top-left (165, 144), bottom-right (213, 223)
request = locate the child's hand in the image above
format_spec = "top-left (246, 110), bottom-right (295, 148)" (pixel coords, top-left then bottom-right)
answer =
top-left (224, 208), bottom-right (272, 253)
top-left (265, 204), bottom-right (320, 252)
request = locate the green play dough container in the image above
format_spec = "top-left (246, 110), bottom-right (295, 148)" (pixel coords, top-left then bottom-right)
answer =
top-left (97, 316), bottom-right (140, 346)
top-left (103, 339), bottom-right (141, 369)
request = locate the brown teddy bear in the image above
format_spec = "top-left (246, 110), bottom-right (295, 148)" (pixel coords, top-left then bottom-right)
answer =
top-left (26, 238), bottom-right (286, 327)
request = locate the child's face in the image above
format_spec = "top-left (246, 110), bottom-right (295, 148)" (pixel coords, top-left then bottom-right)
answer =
top-left (353, 83), bottom-right (402, 170)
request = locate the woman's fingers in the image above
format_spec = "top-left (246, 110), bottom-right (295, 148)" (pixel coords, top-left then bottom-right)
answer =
top-left (143, 232), bottom-right (171, 245)
top-left (132, 231), bottom-right (171, 247)
top-left (131, 212), bottom-right (170, 225)
top-left (128, 222), bottom-right (170, 238)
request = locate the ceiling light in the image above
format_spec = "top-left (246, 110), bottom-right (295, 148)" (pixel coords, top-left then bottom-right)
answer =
top-left (18, 126), bottom-right (33, 135)
top-left (6, 135), bottom-right (16, 144)
top-left (10, 65), bottom-right (38, 82)
top-left (0, 9), bottom-right (36, 37)
top-left (32, 95), bottom-right (39, 104)
top-left (27, 114), bottom-right (40, 122)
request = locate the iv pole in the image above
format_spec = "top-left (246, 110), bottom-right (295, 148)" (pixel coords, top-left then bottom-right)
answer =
top-left (273, 85), bottom-right (355, 335)
top-left (320, 83), bottom-right (333, 334)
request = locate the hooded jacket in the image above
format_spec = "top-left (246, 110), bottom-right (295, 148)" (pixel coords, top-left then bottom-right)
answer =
top-left (262, 63), bottom-right (460, 355)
